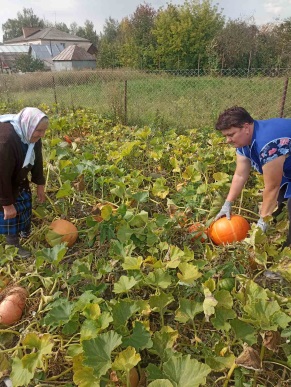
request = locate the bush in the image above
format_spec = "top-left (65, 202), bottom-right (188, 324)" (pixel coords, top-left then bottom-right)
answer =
top-left (14, 54), bottom-right (45, 73)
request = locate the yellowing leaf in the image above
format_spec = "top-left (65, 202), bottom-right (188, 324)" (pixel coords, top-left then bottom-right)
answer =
top-left (177, 263), bottom-right (202, 284)
top-left (112, 346), bottom-right (141, 372)
top-left (203, 288), bottom-right (218, 322)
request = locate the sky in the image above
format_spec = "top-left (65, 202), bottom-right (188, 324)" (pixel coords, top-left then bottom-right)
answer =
top-left (0, 0), bottom-right (291, 41)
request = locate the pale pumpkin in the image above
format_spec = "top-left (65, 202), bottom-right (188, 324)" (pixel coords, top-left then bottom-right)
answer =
top-left (0, 286), bottom-right (28, 325)
top-left (47, 219), bottom-right (78, 247)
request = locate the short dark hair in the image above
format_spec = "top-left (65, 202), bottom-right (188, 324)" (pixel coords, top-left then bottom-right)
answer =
top-left (215, 106), bottom-right (254, 130)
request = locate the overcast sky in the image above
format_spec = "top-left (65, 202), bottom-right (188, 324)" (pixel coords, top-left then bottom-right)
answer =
top-left (0, 0), bottom-right (291, 41)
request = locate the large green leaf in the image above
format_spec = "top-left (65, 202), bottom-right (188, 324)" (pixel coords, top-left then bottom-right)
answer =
top-left (80, 313), bottom-right (113, 340)
top-left (175, 298), bottom-right (204, 323)
top-left (230, 319), bottom-right (257, 345)
top-left (145, 268), bottom-right (172, 289)
top-left (113, 275), bottom-right (139, 294)
top-left (122, 321), bottom-right (153, 350)
top-left (151, 327), bottom-right (179, 359)
top-left (10, 358), bottom-right (34, 387)
top-left (149, 291), bottom-right (174, 313)
top-left (211, 307), bottom-right (236, 331)
top-left (111, 299), bottom-right (140, 330)
top-left (163, 354), bottom-right (211, 387)
top-left (42, 298), bottom-right (75, 328)
top-left (36, 243), bottom-right (68, 266)
top-left (56, 180), bottom-right (73, 198)
top-left (83, 331), bottom-right (122, 378)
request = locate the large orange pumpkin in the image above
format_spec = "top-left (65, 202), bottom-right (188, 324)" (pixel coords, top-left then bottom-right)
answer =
top-left (208, 215), bottom-right (250, 245)
top-left (48, 219), bottom-right (78, 247)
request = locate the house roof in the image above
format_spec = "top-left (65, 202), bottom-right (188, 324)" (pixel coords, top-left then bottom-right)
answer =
top-left (0, 45), bottom-right (30, 53)
top-left (30, 44), bottom-right (64, 60)
top-left (4, 27), bottom-right (90, 44)
top-left (76, 42), bottom-right (98, 54)
top-left (52, 45), bottom-right (96, 61)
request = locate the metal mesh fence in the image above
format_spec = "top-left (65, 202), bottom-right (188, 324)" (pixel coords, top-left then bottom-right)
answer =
top-left (0, 68), bottom-right (290, 129)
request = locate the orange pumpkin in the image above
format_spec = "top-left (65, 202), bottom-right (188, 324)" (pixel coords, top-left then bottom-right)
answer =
top-left (188, 222), bottom-right (208, 242)
top-left (208, 215), bottom-right (250, 245)
top-left (48, 219), bottom-right (78, 247)
top-left (0, 286), bottom-right (28, 325)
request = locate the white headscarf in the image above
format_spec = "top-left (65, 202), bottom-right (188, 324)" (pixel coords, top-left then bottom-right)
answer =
top-left (0, 107), bottom-right (47, 167)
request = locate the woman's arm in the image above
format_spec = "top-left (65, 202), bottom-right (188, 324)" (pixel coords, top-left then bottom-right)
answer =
top-left (226, 154), bottom-right (251, 202)
top-left (261, 155), bottom-right (286, 217)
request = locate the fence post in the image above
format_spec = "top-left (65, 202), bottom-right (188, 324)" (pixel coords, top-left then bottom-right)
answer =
top-left (279, 77), bottom-right (289, 118)
top-left (52, 74), bottom-right (58, 111)
top-left (124, 80), bottom-right (128, 125)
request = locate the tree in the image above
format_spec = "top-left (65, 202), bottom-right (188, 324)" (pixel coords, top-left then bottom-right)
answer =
top-left (14, 54), bottom-right (45, 73)
top-left (215, 19), bottom-right (258, 70)
top-left (128, 3), bottom-right (157, 68)
top-left (2, 8), bottom-right (45, 41)
top-left (254, 23), bottom-right (280, 69)
top-left (152, 0), bottom-right (224, 70)
top-left (54, 22), bottom-right (70, 33)
top-left (97, 18), bottom-right (120, 68)
top-left (272, 18), bottom-right (291, 68)
top-left (75, 20), bottom-right (98, 46)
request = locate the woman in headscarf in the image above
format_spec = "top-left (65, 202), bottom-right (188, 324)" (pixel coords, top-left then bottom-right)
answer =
top-left (0, 107), bottom-right (49, 258)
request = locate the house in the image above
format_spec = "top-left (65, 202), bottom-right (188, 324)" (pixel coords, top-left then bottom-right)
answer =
top-left (0, 45), bottom-right (30, 73)
top-left (52, 44), bottom-right (96, 71)
top-left (4, 27), bottom-right (91, 49)
top-left (30, 44), bottom-right (64, 71)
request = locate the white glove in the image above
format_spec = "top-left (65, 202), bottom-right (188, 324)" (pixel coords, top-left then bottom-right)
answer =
top-left (215, 200), bottom-right (232, 221)
top-left (257, 217), bottom-right (268, 232)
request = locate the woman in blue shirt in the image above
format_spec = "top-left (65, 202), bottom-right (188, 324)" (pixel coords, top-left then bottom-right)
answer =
top-left (215, 106), bottom-right (291, 245)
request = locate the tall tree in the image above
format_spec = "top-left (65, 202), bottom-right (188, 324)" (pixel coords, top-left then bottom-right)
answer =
top-left (75, 20), bottom-right (98, 45)
top-left (97, 17), bottom-right (120, 68)
top-left (153, 0), bottom-right (224, 70)
top-left (215, 19), bottom-right (259, 70)
top-left (2, 8), bottom-right (45, 41)
top-left (254, 23), bottom-right (279, 69)
top-left (273, 18), bottom-right (291, 68)
top-left (129, 3), bottom-right (157, 68)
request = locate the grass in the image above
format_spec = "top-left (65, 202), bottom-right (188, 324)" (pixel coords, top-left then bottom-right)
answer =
top-left (1, 69), bottom-right (290, 129)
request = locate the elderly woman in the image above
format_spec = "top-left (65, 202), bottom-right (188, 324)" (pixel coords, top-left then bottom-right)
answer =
top-left (215, 106), bottom-right (291, 245)
top-left (0, 107), bottom-right (49, 258)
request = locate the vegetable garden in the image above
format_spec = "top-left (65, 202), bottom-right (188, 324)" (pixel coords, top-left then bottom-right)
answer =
top-left (0, 103), bottom-right (290, 387)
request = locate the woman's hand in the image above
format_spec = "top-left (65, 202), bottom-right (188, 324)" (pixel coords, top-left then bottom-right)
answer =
top-left (37, 185), bottom-right (46, 203)
top-left (3, 204), bottom-right (17, 219)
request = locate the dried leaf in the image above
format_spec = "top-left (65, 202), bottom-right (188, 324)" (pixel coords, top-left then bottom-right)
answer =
top-left (235, 344), bottom-right (262, 371)
top-left (261, 330), bottom-right (281, 351)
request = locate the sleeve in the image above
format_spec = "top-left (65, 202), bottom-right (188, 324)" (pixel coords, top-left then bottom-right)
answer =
top-left (236, 146), bottom-right (250, 158)
top-left (259, 137), bottom-right (291, 166)
top-left (0, 142), bottom-right (16, 206)
top-left (30, 140), bottom-right (45, 185)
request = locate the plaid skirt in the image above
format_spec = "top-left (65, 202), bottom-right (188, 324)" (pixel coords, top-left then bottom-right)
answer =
top-left (0, 189), bottom-right (32, 235)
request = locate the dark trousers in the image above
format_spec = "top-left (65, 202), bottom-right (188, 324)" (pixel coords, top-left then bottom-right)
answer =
top-left (272, 185), bottom-right (291, 246)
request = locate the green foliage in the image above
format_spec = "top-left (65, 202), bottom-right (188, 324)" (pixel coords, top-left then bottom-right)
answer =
top-left (2, 7), bottom-right (44, 40)
top-left (14, 54), bottom-right (45, 73)
top-left (0, 107), bottom-right (290, 386)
